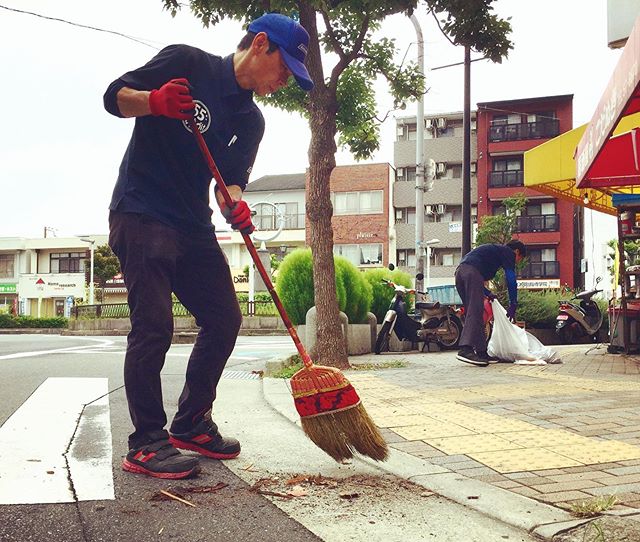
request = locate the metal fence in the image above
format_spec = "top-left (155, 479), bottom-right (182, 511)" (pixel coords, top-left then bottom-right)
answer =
top-left (73, 300), bottom-right (278, 319)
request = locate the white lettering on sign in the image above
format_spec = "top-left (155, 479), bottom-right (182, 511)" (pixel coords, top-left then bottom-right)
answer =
top-left (356, 232), bottom-right (375, 239)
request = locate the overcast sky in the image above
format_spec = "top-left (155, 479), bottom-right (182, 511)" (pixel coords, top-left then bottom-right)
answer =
top-left (0, 0), bottom-right (623, 238)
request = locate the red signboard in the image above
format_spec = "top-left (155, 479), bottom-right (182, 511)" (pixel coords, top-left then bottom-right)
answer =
top-left (576, 14), bottom-right (640, 187)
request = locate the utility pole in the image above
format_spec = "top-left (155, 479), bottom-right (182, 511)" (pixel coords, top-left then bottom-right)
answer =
top-left (410, 14), bottom-right (425, 294)
top-left (462, 45), bottom-right (472, 257)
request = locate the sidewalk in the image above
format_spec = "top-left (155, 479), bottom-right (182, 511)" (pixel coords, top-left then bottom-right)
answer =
top-left (263, 343), bottom-right (640, 539)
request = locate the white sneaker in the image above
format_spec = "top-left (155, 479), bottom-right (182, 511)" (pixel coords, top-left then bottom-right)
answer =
top-left (514, 358), bottom-right (547, 366)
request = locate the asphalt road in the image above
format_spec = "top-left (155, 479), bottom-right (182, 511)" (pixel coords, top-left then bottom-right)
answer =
top-left (0, 334), bottom-right (316, 542)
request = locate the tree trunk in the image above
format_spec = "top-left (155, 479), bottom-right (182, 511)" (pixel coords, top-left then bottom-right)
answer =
top-left (300, 2), bottom-right (348, 369)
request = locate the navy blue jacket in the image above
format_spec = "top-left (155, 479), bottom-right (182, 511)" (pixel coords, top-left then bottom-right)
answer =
top-left (104, 45), bottom-right (265, 235)
top-left (460, 244), bottom-right (518, 304)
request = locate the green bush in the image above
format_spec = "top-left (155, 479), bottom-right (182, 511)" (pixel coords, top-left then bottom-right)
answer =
top-left (275, 248), bottom-right (315, 325)
top-left (515, 288), bottom-right (609, 329)
top-left (0, 314), bottom-right (68, 329)
top-left (363, 267), bottom-right (413, 323)
top-left (335, 257), bottom-right (373, 324)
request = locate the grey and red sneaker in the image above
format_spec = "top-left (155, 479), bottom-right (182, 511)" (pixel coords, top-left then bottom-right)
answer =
top-left (169, 414), bottom-right (240, 460)
top-left (122, 430), bottom-right (199, 479)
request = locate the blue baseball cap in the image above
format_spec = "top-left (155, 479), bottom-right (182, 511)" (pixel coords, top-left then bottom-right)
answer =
top-left (248, 13), bottom-right (314, 92)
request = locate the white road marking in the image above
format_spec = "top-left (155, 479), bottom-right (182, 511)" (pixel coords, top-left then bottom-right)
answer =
top-left (0, 377), bottom-right (114, 504)
top-left (0, 338), bottom-right (114, 360)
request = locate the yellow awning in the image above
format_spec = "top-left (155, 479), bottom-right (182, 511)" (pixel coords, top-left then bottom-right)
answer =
top-left (524, 112), bottom-right (640, 216)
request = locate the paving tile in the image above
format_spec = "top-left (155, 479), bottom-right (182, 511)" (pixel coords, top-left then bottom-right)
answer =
top-left (549, 441), bottom-right (640, 464)
top-left (373, 414), bottom-right (440, 428)
top-left (538, 490), bottom-right (593, 504)
top-left (531, 468), bottom-right (567, 476)
top-left (509, 486), bottom-right (543, 499)
top-left (467, 448), bottom-right (583, 473)
top-left (547, 471), bottom-right (618, 484)
top-left (423, 433), bottom-right (523, 455)
top-left (494, 480), bottom-right (524, 489)
top-left (428, 454), bottom-right (476, 466)
top-left (498, 428), bottom-right (593, 447)
top-left (584, 483), bottom-right (640, 496)
top-left (389, 440), bottom-right (437, 453)
top-left (533, 480), bottom-right (605, 493)
top-left (390, 422), bottom-right (474, 440)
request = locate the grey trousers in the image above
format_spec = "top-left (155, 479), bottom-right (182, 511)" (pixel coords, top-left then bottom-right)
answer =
top-left (455, 263), bottom-right (487, 352)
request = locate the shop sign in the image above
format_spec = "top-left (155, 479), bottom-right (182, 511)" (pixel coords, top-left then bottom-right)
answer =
top-left (18, 274), bottom-right (85, 298)
top-left (449, 222), bottom-right (462, 233)
top-left (518, 279), bottom-right (561, 289)
top-left (576, 15), bottom-right (640, 186)
top-left (0, 283), bottom-right (17, 294)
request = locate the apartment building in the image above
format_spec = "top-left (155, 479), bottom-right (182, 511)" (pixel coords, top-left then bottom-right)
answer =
top-left (476, 94), bottom-right (581, 288)
top-left (394, 112), bottom-right (478, 285)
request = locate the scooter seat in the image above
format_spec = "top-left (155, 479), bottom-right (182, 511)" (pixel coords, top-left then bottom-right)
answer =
top-left (416, 301), bottom-right (441, 310)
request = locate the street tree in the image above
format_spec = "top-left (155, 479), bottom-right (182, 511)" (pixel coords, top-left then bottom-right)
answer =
top-left (163, 0), bottom-right (513, 367)
top-left (91, 244), bottom-right (121, 303)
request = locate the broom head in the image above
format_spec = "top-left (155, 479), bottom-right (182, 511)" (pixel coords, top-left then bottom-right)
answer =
top-left (291, 365), bottom-right (388, 462)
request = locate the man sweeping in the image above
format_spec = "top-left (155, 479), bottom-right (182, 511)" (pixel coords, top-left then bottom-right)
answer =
top-left (103, 13), bottom-right (313, 479)
top-left (455, 240), bottom-right (526, 367)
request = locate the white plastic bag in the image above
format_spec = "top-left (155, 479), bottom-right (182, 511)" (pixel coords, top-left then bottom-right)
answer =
top-left (487, 300), bottom-right (536, 361)
top-left (487, 300), bottom-right (561, 364)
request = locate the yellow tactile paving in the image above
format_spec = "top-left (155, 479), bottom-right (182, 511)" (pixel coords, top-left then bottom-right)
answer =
top-left (372, 414), bottom-right (440, 428)
top-left (498, 429), bottom-right (593, 448)
top-left (424, 433), bottom-right (524, 454)
top-left (468, 448), bottom-right (583, 472)
top-left (355, 374), bottom-right (640, 472)
top-left (391, 422), bottom-right (474, 440)
top-left (549, 441), bottom-right (640, 464)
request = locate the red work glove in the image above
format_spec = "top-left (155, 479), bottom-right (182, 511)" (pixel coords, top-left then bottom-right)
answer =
top-left (148, 78), bottom-right (195, 120)
top-left (506, 303), bottom-right (517, 323)
top-left (221, 200), bottom-right (255, 235)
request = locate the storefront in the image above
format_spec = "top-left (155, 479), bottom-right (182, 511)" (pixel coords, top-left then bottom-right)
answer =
top-left (0, 283), bottom-right (18, 313)
top-left (18, 274), bottom-right (85, 317)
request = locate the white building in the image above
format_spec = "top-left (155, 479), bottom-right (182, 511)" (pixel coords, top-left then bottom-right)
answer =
top-left (0, 235), bottom-right (107, 317)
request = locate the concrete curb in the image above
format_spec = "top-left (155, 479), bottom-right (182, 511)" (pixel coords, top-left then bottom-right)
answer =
top-left (262, 376), bottom-right (581, 540)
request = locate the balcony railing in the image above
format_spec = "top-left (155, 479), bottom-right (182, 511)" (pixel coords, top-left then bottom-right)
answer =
top-left (254, 213), bottom-right (305, 231)
top-left (488, 170), bottom-right (524, 188)
top-left (515, 214), bottom-right (560, 233)
top-left (489, 119), bottom-right (560, 142)
top-left (519, 261), bottom-right (560, 279)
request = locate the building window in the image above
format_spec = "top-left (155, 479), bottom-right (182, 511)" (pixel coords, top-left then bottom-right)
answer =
top-left (253, 202), bottom-right (301, 230)
top-left (397, 249), bottom-right (416, 268)
top-left (0, 254), bottom-right (14, 278)
top-left (334, 244), bottom-right (383, 266)
top-left (50, 252), bottom-right (86, 273)
top-left (332, 190), bottom-right (383, 215)
top-left (440, 253), bottom-right (461, 267)
top-left (407, 124), bottom-right (417, 140)
top-left (425, 205), bottom-right (461, 223)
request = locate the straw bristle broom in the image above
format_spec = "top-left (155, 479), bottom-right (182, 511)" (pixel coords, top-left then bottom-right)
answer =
top-left (189, 119), bottom-right (388, 462)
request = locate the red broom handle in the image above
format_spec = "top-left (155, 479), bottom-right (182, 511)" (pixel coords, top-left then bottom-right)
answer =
top-left (188, 119), bottom-right (314, 369)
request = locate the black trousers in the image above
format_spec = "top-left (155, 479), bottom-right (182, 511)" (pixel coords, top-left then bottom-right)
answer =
top-left (455, 263), bottom-right (487, 352)
top-left (109, 211), bottom-right (242, 448)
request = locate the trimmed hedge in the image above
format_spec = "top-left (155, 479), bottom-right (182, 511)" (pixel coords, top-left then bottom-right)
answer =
top-left (275, 249), bottom-right (315, 325)
top-left (335, 256), bottom-right (373, 324)
top-left (0, 314), bottom-right (68, 328)
top-left (363, 267), bottom-right (413, 323)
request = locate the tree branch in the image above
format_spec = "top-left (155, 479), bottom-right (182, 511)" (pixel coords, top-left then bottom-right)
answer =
top-left (321, 10), bottom-right (347, 62)
top-left (328, 13), bottom-right (370, 91)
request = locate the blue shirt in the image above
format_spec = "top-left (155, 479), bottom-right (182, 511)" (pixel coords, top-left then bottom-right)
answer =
top-left (460, 244), bottom-right (518, 304)
top-left (103, 45), bottom-right (265, 235)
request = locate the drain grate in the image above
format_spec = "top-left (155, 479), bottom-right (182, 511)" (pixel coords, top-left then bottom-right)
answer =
top-left (222, 370), bottom-right (262, 380)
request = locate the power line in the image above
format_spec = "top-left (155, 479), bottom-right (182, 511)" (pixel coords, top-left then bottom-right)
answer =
top-left (0, 4), bottom-right (161, 50)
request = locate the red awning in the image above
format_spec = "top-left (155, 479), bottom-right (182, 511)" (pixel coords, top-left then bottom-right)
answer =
top-left (576, 14), bottom-right (640, 188)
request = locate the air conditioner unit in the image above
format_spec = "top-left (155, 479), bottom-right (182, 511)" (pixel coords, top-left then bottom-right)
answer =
top-left (437, 117), bottom-right (447, 129)
top-left (425, 118), bottom-right (434, 129)
top-left (398, 252), bottom-right (406, 262)
top-left (425, 205), bottom-right (434, 214)
top-left (396, 126), bottom-right (405, 137)
top-left (470, 162), bottom-right (477, 174)
top-left (395, 209), bottom-right (403, 219)
top-left (396, 167), bottom-right (405, 178)
top-left (436, 162), bottom-right (446, 174)
top-left (471, 120), bottom-right (477, 131)
top-left (436, 204), bottom-right (446, 214)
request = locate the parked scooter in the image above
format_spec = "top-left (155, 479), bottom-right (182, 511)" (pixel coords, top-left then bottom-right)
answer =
top-left (374, 270), bottom-right (462, 354)
top-left (556, 277), bottom-right (604, 344)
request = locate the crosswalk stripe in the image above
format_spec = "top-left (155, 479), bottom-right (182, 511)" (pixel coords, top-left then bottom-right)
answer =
top-left (0, 377), bottom-right (114, 504)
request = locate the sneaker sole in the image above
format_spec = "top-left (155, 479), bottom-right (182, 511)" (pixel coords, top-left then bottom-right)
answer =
top-left (456, 354), bottom-right (489, 366)
top-left (169, 437), bottom-right (241, 460)
top-left (122, 458), bottom-right (199, 479)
